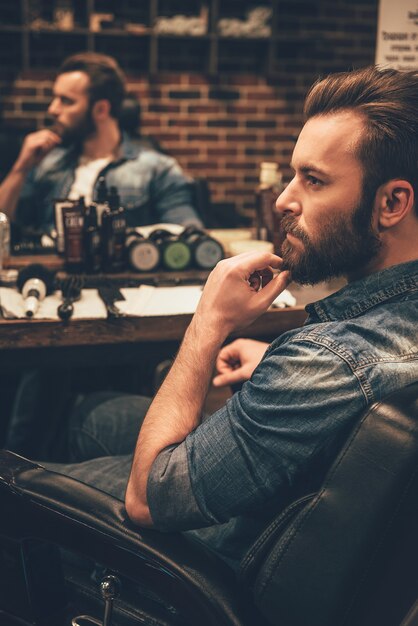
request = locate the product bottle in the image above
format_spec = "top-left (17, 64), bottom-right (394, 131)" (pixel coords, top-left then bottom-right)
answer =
top-left (255, 162), bottom-right (283, 253)
top-left (83, 204), bottom-right (101, 273)
top-left (94, 176), bottom-right (108, 226)
top-left (0, 212), bottom-right (10, 272)
top-left (101, 186), bottom-right (127, 272)
top-left (63, 196), bottom-right (85, 272)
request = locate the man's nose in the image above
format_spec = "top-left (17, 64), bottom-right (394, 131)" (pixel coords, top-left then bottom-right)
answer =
top-left (275, 179), bottom-right (301, 216)
top-left (48, 98), bottom-right (60, 116)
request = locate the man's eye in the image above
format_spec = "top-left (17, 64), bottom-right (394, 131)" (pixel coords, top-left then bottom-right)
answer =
top-left (306, 175), bottom-right (322, 187)
top-left (61, 97), bottom-right (73, 105)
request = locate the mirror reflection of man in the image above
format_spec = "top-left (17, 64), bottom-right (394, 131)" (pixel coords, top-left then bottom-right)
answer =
top-left (0, 52), bottom-right (202, 232)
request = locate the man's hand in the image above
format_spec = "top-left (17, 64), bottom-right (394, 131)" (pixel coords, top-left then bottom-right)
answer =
top-left (213, 338), bottom-right (269, 388)
top-left (192, 251), bottom-right (291, 340)
top-left (13, 128), bottom-right (62, 173)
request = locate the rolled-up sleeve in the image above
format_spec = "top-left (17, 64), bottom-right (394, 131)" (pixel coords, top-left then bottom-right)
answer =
top-left (147, 443), bottom-right (210, 530)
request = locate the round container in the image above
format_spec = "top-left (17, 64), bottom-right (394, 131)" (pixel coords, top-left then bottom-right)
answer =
top-left (180, 227), bottom-right (224, 269)
top-left (206, 229), bottom-right (252, 256)
top-left (127, 238), bottom-right (161, 272)
top-left (162, 240), bottom-right (192, 271)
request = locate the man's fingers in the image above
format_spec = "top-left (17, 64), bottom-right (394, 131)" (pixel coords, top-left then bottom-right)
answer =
top-left (213, 368), bottom-right (246, 388)
top-left (254, 270), bottom-right (292, 306)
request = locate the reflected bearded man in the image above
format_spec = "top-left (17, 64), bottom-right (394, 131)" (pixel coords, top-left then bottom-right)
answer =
top-left (0, 51), bottom-right (202, 231)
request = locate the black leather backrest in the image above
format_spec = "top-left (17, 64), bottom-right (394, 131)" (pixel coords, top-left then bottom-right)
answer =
top-left (0, 451), bottom-right (260, 626)
top-left (251, 381), bottom-right (418, 626)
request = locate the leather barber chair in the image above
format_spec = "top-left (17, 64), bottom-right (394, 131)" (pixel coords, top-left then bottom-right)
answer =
top-left (0, 382), bottom-right (418, 626)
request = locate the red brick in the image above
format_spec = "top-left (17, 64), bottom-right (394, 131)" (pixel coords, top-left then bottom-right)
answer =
top-left (207, 148), bottom-right (238, 156)
top-left (188, 104), bottom-right (221, 114)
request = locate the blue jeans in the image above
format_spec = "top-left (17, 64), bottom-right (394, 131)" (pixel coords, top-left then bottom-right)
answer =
top-left (44, 392), bottom-right (248, 572)
top-left (45, 392), bottom-right (152, 500)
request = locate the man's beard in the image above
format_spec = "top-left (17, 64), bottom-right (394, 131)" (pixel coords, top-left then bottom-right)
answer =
top-left (58, 107), bottom-right (96, 148)
top-left (279, 189), bottom-right (382, 285)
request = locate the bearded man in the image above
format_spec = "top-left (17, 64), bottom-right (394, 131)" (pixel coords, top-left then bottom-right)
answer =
top-left (0, 52), bottom-right (201, 231)
top-left (42, 65), bottom-right (418, 571)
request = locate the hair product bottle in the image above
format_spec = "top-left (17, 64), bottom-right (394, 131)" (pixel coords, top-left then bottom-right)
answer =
top-left (255, 162), bottom-right (283, 253)
top-left (83, 204), bottom-right (101, 273)
top-left (94, 176), bottom-right (108, 226)
top-left (101, 186), bottom-right (127, 272)
top-left (63, 196), bottom-right (85, 272)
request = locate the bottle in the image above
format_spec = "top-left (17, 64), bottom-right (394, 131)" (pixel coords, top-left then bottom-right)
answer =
top-left (83, 204), bottom-right (101, 273)
top-left (180, 226), bottom-right (224, 270)
top-left (54, 199), bottom-right (76, 254)
top-left (126, 231), bottom-right (161, 272)
top-left (255, 162), bottom-right (283, 253)
top-left (63, 196), bottom-right (85, 272)
top-left (101, 186), bottom-right (127, 272)
top-left (94, 176), bottom-right (108, 226)
top-left (0, 212), bottom-right (10, 272)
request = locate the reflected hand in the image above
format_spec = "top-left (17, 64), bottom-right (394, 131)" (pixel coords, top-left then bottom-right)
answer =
top-left (213, 338), bottom-right (269, 387)
top-left (13, 129), bottom-right (62, 172)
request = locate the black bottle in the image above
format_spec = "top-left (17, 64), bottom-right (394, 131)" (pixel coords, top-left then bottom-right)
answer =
top-left (101, 186), bottom-right (127, 272)
top-left (83, 204), bottom-right (101, 273)
top-left (63, 196), bottom-right (85, 272)
top-left (94, 176), bottom-right (108, 226)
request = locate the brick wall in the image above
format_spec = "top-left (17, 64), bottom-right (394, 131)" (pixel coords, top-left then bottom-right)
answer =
top-left (0, 0), bottom-right (378, 224)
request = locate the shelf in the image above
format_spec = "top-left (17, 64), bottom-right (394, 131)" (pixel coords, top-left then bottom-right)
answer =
top-left (0, 0), bottom-right (278, 75)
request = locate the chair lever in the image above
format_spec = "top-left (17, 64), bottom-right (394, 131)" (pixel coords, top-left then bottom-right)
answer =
top-left (71, 574), bottom-right (121, 626)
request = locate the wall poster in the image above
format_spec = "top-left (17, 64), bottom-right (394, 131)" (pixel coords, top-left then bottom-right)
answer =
top-left (375, 0), bottom-right (418, 70)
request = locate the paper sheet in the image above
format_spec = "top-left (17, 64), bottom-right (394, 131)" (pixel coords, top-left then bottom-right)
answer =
top-left (118, 285), bottom-right (203, 316)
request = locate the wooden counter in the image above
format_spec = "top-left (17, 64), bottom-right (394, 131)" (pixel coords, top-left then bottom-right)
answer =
top-left (1, 255), bottom-right (343, 368)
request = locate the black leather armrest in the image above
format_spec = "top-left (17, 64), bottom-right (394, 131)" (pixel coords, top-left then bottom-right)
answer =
top-left (0, 450), bottom-right (261, 626)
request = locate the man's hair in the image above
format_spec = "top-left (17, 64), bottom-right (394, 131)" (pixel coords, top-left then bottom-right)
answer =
top-left (304, 66), bottom-right (418, 213)
top-left (58, 52), bottom-right (126, 119)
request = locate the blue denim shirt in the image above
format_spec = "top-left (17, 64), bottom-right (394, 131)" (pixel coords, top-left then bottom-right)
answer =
top-left (16, 133), bottom-right (202, 231)
top-left (147, 260), bottom-right (418, 570)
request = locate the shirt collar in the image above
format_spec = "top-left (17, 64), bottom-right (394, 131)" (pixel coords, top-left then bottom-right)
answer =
top-left (305, 259), bottom-right (418, 323)
top-left (117, 132), bottom-right (143, 160)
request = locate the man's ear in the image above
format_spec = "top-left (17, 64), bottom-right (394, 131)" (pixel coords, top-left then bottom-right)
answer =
top-left (91, 99), bottom-right (111, 121)
top-left (375, 179), bottom-right (414, 229)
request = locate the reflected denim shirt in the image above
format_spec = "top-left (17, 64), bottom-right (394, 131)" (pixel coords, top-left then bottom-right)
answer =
top-left (16, 133), bottom-right (202, 231)
top-left (147, 260), bottom-right (418, 569)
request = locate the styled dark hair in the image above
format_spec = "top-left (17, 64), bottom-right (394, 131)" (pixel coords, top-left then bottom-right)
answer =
top-left (304, 66), bottom-right (418, 213)
top-left (58, 52), bottom-right (126, 119)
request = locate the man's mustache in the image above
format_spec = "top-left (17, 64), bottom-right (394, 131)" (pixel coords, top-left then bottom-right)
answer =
top-left (280, 215), bottom-right (308, 243)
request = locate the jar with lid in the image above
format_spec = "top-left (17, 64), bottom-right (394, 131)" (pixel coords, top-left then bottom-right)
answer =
top-left (126, 231), bottom-right (161, 272)
top-left (149, 229), bottom-right (192, 271)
